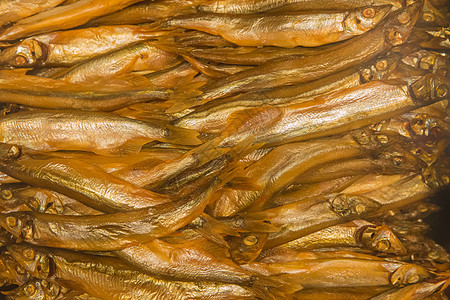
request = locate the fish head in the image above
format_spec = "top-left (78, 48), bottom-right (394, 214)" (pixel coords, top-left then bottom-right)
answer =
top-left (0, 40), bottom-right (45, 68)
top-left (361, 225), bottom-right (408, 255)
top-left (0, 252), bottom-right (31, 285)
top-left (410, 74), bottom-right (450, 104)
top-left (390, 264), bottom-right (431, 285)
top-left (229, 232), bottom-right (269, 264)
top-left (330, 194), bottom-right (382, 217)
top-left (385, 1), bottom-right (423, 46)
top-left (0, 143), bottom-right (21, 161)
top-left (7, 244), bottom-right (53, 279)
top-left (6, 279), bottom-right (47, 300)
top-left (0, 212), bottom-right (35, 244)
top-left (360, 52), bottom-right (401, 83)
top-left (420, 0), bottom-right (449, 27)
top-left (23, 191), bottom-right (64, 215)
top-left (345, 5), bottom-right (393, 35)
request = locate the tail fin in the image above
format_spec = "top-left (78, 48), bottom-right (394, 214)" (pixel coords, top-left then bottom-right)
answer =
top-left (193, 213), bottom-right (240, 248)
top-left (164, 124), bottom-right (202, 146)
top-left (183, 137), bottom-right (228, 166)
top-left (165, 81), bottom-right (205, 114)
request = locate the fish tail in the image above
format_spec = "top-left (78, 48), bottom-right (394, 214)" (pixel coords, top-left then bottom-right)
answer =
top-left (165, 124), bottom-right (202, 146)
top-left (251, 274), bottom-right (303, 300)
top-left (227, 136), bottom-right (263, 158)
top-left (186, 137), bottom-right (228, 166)
top-left (165, 81), bottom-right (205, 114)
top-left (194, 213), bottom-right (240, 248)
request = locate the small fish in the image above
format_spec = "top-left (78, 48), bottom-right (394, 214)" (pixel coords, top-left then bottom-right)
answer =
top-left (0, 155), bottom-right (172, 213)
top-left (218, 75), bottom-right (449, 148)
top-left (55, 41), bottom-right (181, 83)
top-left (0, 25), bottom-right (169, 68)
top-left (210, 132), bottom-right (389, 216)
top-left (8, 244), bottom-right (259, 299)
top-left (0, 110), bottom-right (201, 155)
top-left (0, 155), bottom-right (244, 250)
top-left (370, 277), bottom-right (449, 299)
top-left (198, 0), bottom-right (403, 14)
top-left (0, 69), bottom-right (181, 111)
top-left (0, 0), bottom-right (144, 41)
top-left (167, 5), bottom-right (391, 47)
top-left (278, 219), bottom-right (407, 255)
top-left (242, 255), bottom-right (430, 288)
top-left (87, 0), bottom-right (203, 26)
top-left (173, 53), bottom-right (400, 133)
top-left (0, 0), bottom-right (65, 28)
top-left (181, 2), bottom-right (421, 105)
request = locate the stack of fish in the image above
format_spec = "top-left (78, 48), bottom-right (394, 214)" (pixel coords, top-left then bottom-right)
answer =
top-left (0, 0), bottom-right (448, 299)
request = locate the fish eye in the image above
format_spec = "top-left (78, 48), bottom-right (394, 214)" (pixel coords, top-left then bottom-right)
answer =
top-left (24, 283), bottom-right (36, 296)
top-left (14, 55), bottom-right (28, 66)
top-left (376, 240), bottom-right (391, 251)
top-left (1, 189), bottom-right (13, 200)
top-left (362, 8), bottom-right (375, 18)
top-left (436, 84), bottom-right (448, 98)
top-left (422, 12), bottom-right (435, 23)
top-left (375, 59), bottom-right (388, 71)
top-left (243, 235), bottom-right (258, 246)
top-left (22, 248), bottom-right (35, 261)
top-left (398, 11), bottom-right (411, 24)
top-left (5, 216), bottom-right (18, 228)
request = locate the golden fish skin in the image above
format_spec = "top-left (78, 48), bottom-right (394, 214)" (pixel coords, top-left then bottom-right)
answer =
top-left (292, 286), bottom-right (391, 300)
top-left (116, 237), bottom-right (257, 285)
top-left (5, 278), bottom-right (80, 300)
top-left (55, 42), bottom-right (181, 83)
top-left (0, 69), bottom-right (174, 111)
top-left (0, 173), bottom-right (226, 250)
top-left (272, 176), bottom-right (362, 207)
top-left (356, 174), bottom-right (437, 213)
top-left (278, 219), bottom-right (407, 255)
top-left (7, 245), bottom-right (257, 300)
top-left (168, 6), bottom-right (391, 48)
top-left (174, 51), bottom-right (400, 133)
top-left (250, 194), bottom-right (382, 249)
top-left (0, 25), bottom-right (168, 68)
top-left (194, 2), bottom-right (421, 102)
top-left (198, 0), bottom-right (403, 14)
top-left (0, 0), bottom-right (65, 28)
top-left (112, 138), bottom-right (227, 190)
top-left (370, 278), bottom-right (449, 299)
top-left (242, 257), bottom-right (430, 288)
top-left (211, 132), bottom-right (385, 216)
top-left (0, 156), bottom-right (170, 213)
top-left (0, 110), bottom-right (201, 154)
top-left (174, 67), bottom-right (363, 134)
top-left (87, 0), bottom-right (203, 26)
top-left (0, 0), bottom-right (144, 41)
top-left (292, 152), bottom-right (421, 184)
top-left (219, 76), bottom-right (449, 148)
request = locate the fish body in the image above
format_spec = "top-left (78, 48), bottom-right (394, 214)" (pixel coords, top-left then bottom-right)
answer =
top-left (8, 245), bottom-right (257, 299)
top-left (0, 110), bottom-right (201, 154)
top-left (198, 0), bottom-right (403, 14)
top-left (0, 25), bottom-right (168, 68)
top-left (195, 2), bottom-right (421, 102)
top-left (168, 6), bottom-right (391, 47)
